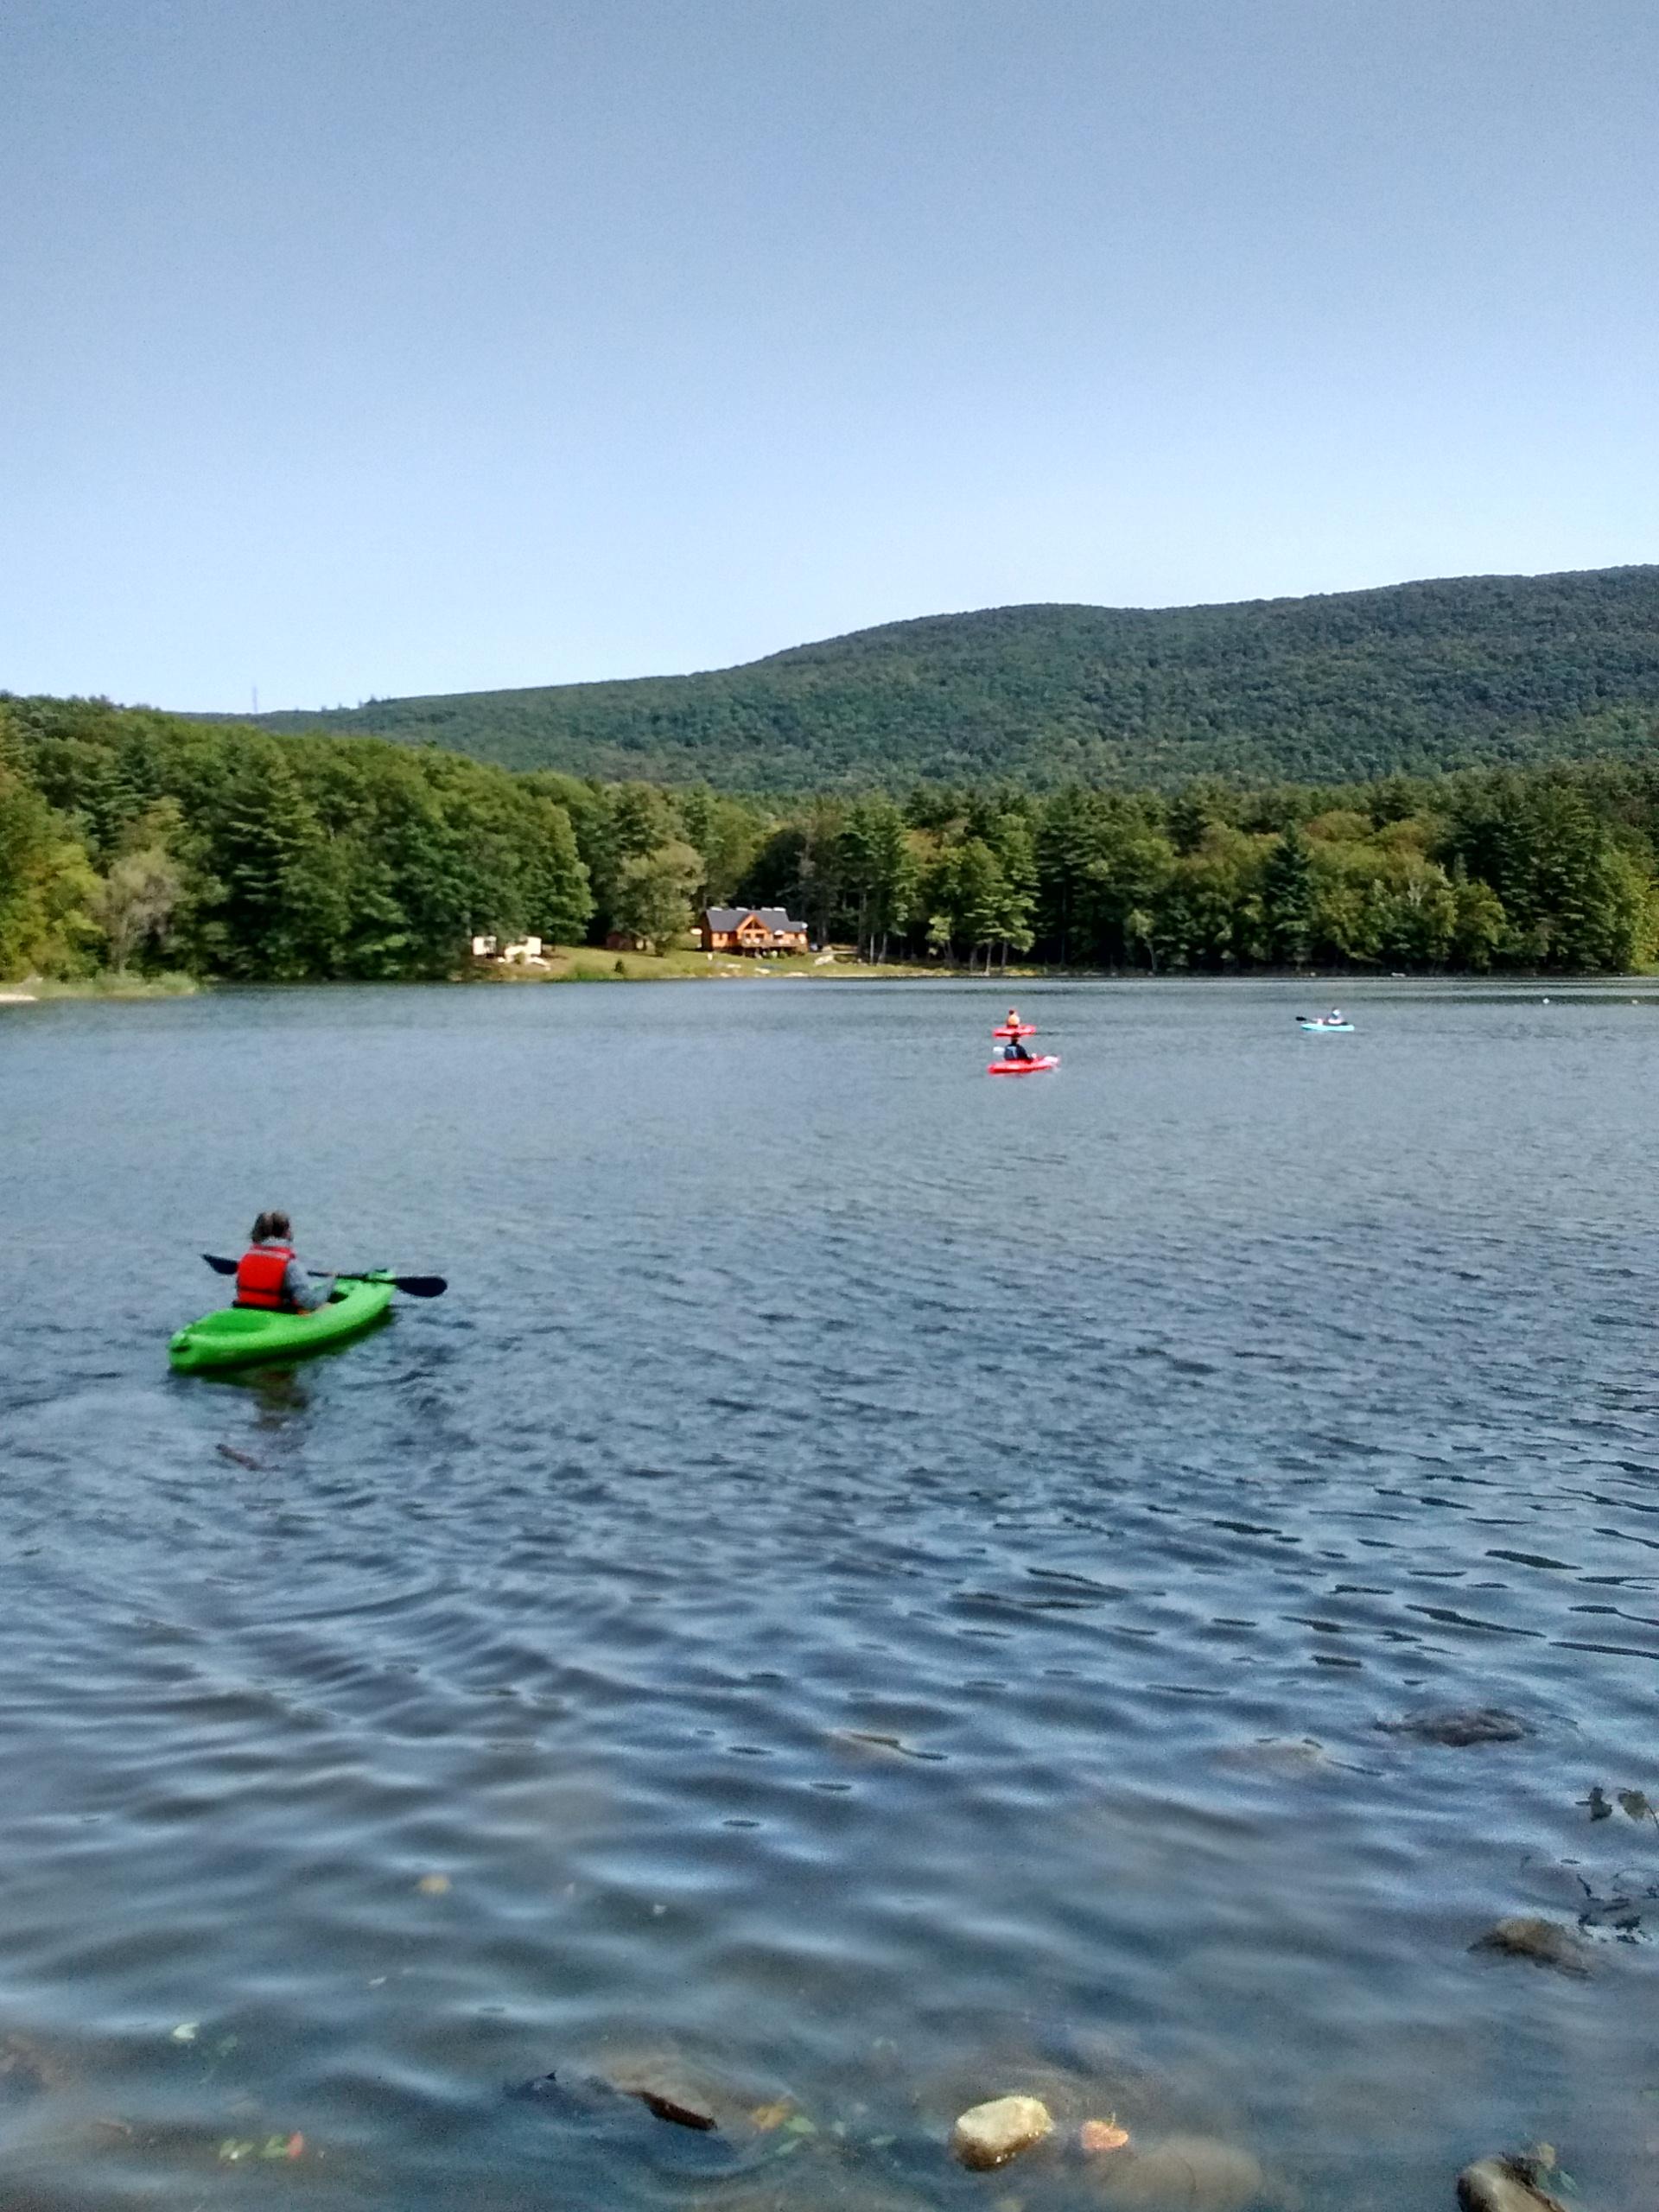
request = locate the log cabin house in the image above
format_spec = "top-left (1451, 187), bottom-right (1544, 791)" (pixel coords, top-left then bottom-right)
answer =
top-left (701, 906), bottom-right (810, 956)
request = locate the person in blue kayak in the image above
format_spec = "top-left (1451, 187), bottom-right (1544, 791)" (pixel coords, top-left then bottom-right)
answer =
top-left (234, 1211), bottom-right (335, 1313)
top-left (1326, 1007), bottom-right (1344, 1025)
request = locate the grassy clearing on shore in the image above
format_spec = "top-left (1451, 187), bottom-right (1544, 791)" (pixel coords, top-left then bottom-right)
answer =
top-left (6, 971), bottom-right (199, 1001)
top-left (473, 946), bottom-right (1035, 982)
top-left (0, 952), bottom-right (1046, 1000)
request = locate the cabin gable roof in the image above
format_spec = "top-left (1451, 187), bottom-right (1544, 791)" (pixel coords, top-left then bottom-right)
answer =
top-left (702, 906), bottom-right (805, 933)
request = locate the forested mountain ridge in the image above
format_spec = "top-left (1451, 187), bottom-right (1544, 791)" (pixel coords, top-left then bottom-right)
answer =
top-left (6, 690), bottom-right (1659, 984)
top-left (251, 565), bottom-right (1659, 792)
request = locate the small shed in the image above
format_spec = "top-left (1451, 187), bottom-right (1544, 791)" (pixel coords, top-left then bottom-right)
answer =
top-left (701, 906), bottom-right (809, 956)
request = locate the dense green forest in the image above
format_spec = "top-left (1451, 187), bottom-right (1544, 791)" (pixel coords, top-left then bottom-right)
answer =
top-left (0, 696), bottom-right (593, 982)
top-left (3, 692), bottom-right (1658, 981)
top-left (250, 566), bottom-right (1659, 793)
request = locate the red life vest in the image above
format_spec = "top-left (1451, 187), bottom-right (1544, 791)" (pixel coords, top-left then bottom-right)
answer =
top-left (235, 1242), bottom-right (296, 1310)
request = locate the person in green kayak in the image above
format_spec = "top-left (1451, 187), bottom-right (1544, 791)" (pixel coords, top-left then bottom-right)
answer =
top-left (234, 1211), bottom-right (335, 1313)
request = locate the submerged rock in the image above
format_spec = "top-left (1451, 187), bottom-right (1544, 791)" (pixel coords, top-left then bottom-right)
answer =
top-left (1082, 2119), bottom-right (1134, 2153)
top-left (601, 2056), bottom-right (728, 2131)
top-left (509, 2070), bottom-right (554, 2095)
top-left (918, 2034), bottom-right (1156, 2134)
top-left (0, 2033), bottom-right (77, 2108)
top-left (633, 2088), bottom-right (717, 2131)
top-left (709, 2184), bottom-right (931, 2212)
top-left (508, 2060), bottom-right (724, 2132)
top-left (1470, 1917), bottom-right (1592, 1977)
top-left (1213, 1737), bottom-right (1332, 1778)
top-left (1457, 2155), bottom-right (1567, 2212)
top-left (1090, 2134), bottom-right (1265, 2211)
top-left (950, 2095), bottom-right (1055, 2170)
top-left (1378, 1707), bottom-right (1531, 1747)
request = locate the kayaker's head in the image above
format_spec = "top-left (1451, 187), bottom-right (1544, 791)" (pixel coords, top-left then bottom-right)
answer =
top-left (252, 1209), bottom-right (292, 1244)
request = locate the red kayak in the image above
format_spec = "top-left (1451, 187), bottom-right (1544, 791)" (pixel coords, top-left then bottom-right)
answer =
top-left (988, 1054), bottom-right (1059, 1075)
top-left (992, 1022), bottom-right (1038, 1038)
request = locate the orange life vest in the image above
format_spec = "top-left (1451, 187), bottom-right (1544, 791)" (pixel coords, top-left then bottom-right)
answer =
top-left (235, 1242), bottom-right (295, 1310)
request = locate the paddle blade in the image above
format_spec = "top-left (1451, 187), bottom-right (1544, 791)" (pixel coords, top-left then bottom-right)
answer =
top-left (202, 1252), bottom-right (239, 1274)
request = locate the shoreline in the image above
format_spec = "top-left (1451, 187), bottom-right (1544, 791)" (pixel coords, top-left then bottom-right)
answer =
top-left (0, 973), bottom-right (199, 1003)
top-left (461, 944), bottom-right (1659, 987)
top-left (5, 957), bottom-right (1656, 1000)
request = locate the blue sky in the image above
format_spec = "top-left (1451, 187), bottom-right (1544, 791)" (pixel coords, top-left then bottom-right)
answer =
top-left (2, 0), bottom-right (1655, 710)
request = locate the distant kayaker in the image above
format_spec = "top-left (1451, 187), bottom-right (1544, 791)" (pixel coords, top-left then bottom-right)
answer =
top-left (1327, 1008), bottom-right (1344, 1025)
top-left (234, 1211), bottom-right (334, 1313)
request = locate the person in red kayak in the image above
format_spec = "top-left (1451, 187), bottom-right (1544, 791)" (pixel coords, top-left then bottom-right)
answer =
top-left (234, 1211), bottom-right (334, 1313)
top-left (1003, 1007), bottom-right (1033, 1062)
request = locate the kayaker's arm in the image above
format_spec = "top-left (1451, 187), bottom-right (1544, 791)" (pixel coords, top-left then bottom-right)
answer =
top-left (284, 1255), bottom-right (335, 1312)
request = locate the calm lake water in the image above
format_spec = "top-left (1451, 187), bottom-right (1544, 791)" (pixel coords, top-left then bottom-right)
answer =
top-left (3, 976), bottom-right (1659, 2212)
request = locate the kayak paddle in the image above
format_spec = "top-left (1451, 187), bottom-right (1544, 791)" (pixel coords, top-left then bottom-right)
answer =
top-left (200, 1254), bottom-right (447, 1298)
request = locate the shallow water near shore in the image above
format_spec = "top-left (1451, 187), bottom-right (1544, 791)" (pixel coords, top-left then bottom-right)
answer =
top-left (4, 976), bottom-right (1659, 2210)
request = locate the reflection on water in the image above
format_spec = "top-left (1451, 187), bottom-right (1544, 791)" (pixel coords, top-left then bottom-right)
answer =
top-left (3, 978), bottom-right (1659, 2209)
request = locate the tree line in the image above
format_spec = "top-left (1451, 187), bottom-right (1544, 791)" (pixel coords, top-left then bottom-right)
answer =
top-left (2, 692), bottom-right (1656, 982)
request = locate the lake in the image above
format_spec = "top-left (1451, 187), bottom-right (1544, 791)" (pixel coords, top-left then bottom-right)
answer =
top-left (3, 976), bottom-right (1658, 2212)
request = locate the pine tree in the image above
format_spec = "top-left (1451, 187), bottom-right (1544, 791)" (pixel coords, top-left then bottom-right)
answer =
top-left (213, 745), bottom-right (327, 977)
top-left (1262, 826), bottom-right (1315, 966)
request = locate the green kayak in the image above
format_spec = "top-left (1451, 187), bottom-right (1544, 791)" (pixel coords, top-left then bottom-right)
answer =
top-left (168, 1273), bottom-right (395, 1374)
